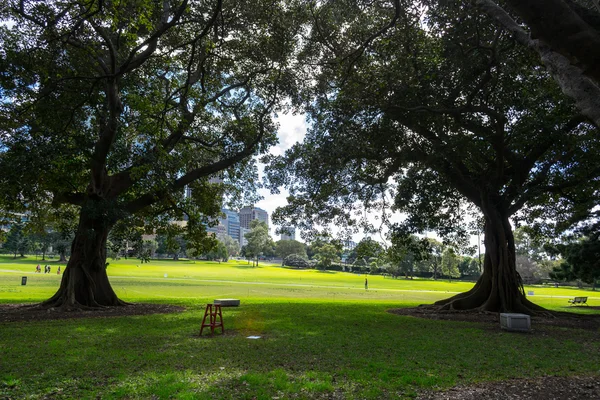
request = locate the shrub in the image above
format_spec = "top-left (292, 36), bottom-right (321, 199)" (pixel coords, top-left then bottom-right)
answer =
top-left (325, 263), bottom-right (344, 271)
top-left (283, 253), bottom-right (310, 269)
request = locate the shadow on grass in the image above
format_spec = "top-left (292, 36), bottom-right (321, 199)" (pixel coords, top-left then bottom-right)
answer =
top-left (102, 367), bottom-right (350, 400)
top-left (230, 264), bottom-right (261, 270)
top-left (1, 302), bottom-right (599, 399)
top-left (0, 256), bottom-right (64, 265)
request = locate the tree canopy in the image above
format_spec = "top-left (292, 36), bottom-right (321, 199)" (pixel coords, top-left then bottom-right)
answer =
top-left (217, 233), bottom-right (240, 258)
top-left (548, 219), bottom-right (600, 288)
top-left (275, 239), bottom-right (306, 262)
top-left (3, 222), bottom-right (29, 258)
top-left (244, 219), bottom-right (272, 266)
top-left (312, 242), bottom-right (340, 269)
top-left (354, 237), bottom-right (383, 258)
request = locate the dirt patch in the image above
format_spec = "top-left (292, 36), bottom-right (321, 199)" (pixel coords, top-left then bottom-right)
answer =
top-left (388, 306), bottom-right (600, 332)
top-left (0, 303), bottom-right (185, 323)
top-left (417, 375), bottom-right (600, 400)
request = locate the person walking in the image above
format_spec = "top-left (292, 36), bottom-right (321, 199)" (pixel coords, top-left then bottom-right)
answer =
top-left (365, 277), bottom-right (368, 290)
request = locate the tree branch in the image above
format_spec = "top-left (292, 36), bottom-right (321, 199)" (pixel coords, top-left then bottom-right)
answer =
top-left (123, 128), bottom-right (264, 215)
top-left (118, 0), bottom-right (189, 76)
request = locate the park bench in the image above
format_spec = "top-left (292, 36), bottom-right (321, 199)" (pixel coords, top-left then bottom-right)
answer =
top-left (568, 296), bottom-right (588, 306)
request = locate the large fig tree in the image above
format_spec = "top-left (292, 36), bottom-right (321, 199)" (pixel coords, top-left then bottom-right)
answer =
top-left (265, 1), bottom-right (600, 313)
top-left (0, 0), bottom-right (302, 308)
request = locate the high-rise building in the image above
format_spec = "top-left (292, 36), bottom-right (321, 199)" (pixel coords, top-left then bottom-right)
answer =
top-left (239, 227), bottom-right (251, 246)
top-left (205, 208), bottom-right (242, 243)
top-left (222, 209), bottom-right (240, 243)
top-left (280, 226), bottom-right (296, 241)
top-left (239, 206), bottom-right (268, 229)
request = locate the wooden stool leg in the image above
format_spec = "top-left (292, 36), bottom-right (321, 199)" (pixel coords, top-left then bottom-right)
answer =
top-left (200, 304), bottom-right (212, 335)
top-left (217, 305), bottom-right (224, 334)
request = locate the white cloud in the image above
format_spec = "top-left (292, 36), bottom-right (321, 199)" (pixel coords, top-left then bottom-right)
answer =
top-left (269, 112), bottom-right (307, 156)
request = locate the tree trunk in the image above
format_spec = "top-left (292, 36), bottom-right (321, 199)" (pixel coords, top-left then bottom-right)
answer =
top-left (41, 211), bottom-right (125, 309)
top-left (434, 206), bottom-right (545, 314)
top-left (173, 253), bottom-right (179, 261)
top-left (59, 250), bottom-right (67, 263)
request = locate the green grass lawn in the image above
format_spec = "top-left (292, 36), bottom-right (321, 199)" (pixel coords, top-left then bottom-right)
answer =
top-left (1, 256), bottom-right (599, 399)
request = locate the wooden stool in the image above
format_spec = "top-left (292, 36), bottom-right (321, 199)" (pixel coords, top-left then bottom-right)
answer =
top-left (200, 304), bottom-right (224, 335)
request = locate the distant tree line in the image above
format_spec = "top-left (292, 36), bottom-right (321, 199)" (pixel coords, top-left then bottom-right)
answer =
top-left (269, 225), bottom-right (599, 288)
top-left (2, 211), bottom-right (597, 288)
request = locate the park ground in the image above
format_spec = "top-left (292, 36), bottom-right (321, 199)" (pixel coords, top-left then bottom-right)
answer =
top-left (0, 256), bottom-right (599, 399)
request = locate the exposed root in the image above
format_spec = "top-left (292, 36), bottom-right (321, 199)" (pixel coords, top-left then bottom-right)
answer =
top-left (434, 290), bottom-right (472, 306)
top-left (432, 293), bottom-right (552, 316)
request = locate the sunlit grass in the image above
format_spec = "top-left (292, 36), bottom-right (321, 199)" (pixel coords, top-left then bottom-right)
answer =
top-left (1, 255), bottom-right (599, 399)
top-left (1, 255), bottom-right (598, 309)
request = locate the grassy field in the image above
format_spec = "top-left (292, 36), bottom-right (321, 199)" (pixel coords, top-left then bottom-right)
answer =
top-left (1, 256), bottom-right (599, 399)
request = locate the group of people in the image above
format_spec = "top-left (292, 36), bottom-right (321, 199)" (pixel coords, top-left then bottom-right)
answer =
top-left (35, 264), bottom-right (61, 275)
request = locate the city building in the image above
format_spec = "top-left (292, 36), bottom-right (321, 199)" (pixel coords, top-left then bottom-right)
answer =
top-left (239, 206), bottom-right (268, 229)
top-left (176, 193), bottom-right (269, 247)
top-left (239, 227), bottom-right (251, 247)
top-left (343, 240), bottom-right (357, 250)
top-left (222, 209), bottom-right (240, 243)
top-left (280, 226), bottom-right (296, 241)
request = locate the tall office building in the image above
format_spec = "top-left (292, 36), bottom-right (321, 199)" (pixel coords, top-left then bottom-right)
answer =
top-left (222, 209), bottom-right (241, 243)
top-left (280, 226), bottom-right (296, 241)
top-left (239, 227), bottom-right (251, 246)
top-left (205, 208), bottom-right (241, 242)
top-left (239, 206), bottom-right (268, 229)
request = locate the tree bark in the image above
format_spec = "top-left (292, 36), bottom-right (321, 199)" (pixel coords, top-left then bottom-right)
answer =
top-left (41, 207), bottom-right (125, 309)
top-left (503, 0), bottom-right (600, 83)
top-left (477, 0), bottom-right (600, 127)
top-left (434, 205), bottom-right (545, 314)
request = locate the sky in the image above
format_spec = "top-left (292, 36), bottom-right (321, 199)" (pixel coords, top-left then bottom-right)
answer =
top-left (255, 112), bottom-right (307, 239)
